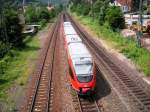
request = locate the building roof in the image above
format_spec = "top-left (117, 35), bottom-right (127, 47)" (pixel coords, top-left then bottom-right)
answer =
top-left (116, 0), bottom-right (132, 6)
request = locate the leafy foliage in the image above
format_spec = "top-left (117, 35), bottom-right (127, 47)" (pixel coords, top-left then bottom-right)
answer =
top-left (70, 0), bottom-right (125, 29)
top-left (0, 8), bottom-right (23, 50)
top-left (145, 6), bottom-right (150, 14)
top-left (70, 0), bottom-right (91, 16)
top-left (4, 9), bottom-right (23, 46)
top-left (25, 5), bottom-right (56, 26)
top-left (132, 0), bottom-right (140, 11)
top-left (105, 6), bottom-right (125, 30)
top-left (0, 42), bottom-right (11, 58)
top-left (25, 5), bottom-right (39, 23)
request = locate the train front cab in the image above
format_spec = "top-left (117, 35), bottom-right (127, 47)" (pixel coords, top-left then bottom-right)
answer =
top-left (68, 59), bottom-right (96, 95)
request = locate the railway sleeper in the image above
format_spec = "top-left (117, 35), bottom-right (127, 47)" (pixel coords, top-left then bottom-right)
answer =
top-left (82, 108), bottom-right (99, 112)
top-left (143, 101), bottom-right (150, 105)
top-left (82, 104), bottom-right (97, 108)
top-left (134, 92), bottom-right (147, 97)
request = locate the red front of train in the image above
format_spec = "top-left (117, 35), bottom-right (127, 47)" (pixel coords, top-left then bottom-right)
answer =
top-left (68, 57), bottom-right (96, 95)
top-left (63, 21), bottom-right (96, 95)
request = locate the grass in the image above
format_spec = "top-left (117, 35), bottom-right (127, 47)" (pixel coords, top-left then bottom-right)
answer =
top-left (72, 13), bottom-right (150, 77)
top-left (0, 35), bottom-right (40, 101)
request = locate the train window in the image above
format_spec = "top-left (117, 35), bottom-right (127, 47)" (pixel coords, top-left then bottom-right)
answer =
top-left (75, 63), bottom-right (93, 75)
top-left (74, 63), bottom-right (93, 83)
top-left (69, 66), bottom-right (74, 80)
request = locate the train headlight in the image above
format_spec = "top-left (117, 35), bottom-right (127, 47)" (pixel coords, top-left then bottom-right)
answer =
top-left (84, 85), bottom-right (88, 87)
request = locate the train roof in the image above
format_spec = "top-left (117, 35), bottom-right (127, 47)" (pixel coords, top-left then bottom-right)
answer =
top-left (63, 22), bottom-right (93, 76)
top-left (68, 42), bottom-right (92, 62)
top-left (64, 22), bottom-right (72, 27)
top-left (69, 42), bottom-right (93, 75)
top-left (64, 26), bottom-right (77, 35)
top-left (66, 34), bottom-right (82, 44)
top-left (64, 22), bottom-right (77, 35)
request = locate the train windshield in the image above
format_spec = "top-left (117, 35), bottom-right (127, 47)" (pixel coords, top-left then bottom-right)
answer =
top-left (75, 63), bottom-right (93, 83)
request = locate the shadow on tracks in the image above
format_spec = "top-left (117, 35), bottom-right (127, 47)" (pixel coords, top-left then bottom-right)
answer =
top-left (94, 67), bottom-right (111, 101)
top-left (79, 66), bottom-right (111, 102)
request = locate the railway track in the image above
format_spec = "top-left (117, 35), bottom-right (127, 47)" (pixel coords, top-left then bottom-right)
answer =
top-left (65, 13), bottom-right (150, 112)
top-left (72, 91), bottom-right (100, 112)
top-left (21, 15), bottom-right (62, 112)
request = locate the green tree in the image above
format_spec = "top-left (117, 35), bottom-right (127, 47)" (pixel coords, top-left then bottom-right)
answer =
top-left (132, 0), bottom-right (140, 11)
top-left (25, 5), bottom-right (38, 23)
top-left (93, 0), bottom-right (103, 16)
top-left (37, 7), bottom-right (50, 21)
top-left (0, 8), bottom-right (23, 47)
top-left (145, 6), bottom-right (150, 14)
top-left (105, 6), bottom-right (125, 30)
top-left (70, 0), bottom-right (91, 16)
top-left (99, 6), bottom-right (105, 25)
top-left (5, 8), bottom-right (23, 46)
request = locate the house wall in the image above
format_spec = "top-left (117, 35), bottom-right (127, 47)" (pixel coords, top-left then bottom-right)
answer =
top-left (114, 0), bottom-right (132, 12)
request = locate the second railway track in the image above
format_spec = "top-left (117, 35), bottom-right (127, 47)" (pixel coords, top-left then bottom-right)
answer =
top-left (22, 15), bottom-right (62, 112)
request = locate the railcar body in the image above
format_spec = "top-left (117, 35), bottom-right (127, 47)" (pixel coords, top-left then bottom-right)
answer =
top-left (63, 22), bottom-right (96, 95)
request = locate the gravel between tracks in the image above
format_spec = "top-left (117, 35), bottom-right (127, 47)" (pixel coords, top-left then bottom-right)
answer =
top-left (51, 23), bottom-right (74, 112)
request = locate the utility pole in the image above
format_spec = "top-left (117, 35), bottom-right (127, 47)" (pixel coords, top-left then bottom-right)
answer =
top-left (91, 0), bottom-right (94, 20)
top-left (23, 0), bottom-right (25, 13)
top-left (136, 0), bottom-right (143, 47)
top-left (48, 0), bottom-right (49, 7)
top-left (48, 0), bottom-right (52, 7)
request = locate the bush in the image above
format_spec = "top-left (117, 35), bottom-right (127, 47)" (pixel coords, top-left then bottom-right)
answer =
top-left (39, 19), bottom-right (47, 28)
top-left (25, 5), bottom-right (39, 23)
top-left (72, 1), bottom-right (90, 16)
top-left (105, 6), bottom-right (125, 30)
top-left (76, 4), bottom-right (83, 15)
top-left (25, 5), bottom-right (56, 24)
top-left (49, 9), bottom-right (56, 19)
top-left (99, 6), bottom-right (105, 25)
top-left (82, 4), bottom-right (90, 16)
top-left (37, 7), bottom-right (50, 21)
top-left (0, 42), bottom-right (11, 58)
top-left (145, 6), bottom-right (150, 14)
top-left (0, 8), bottom-right (23, 47)
top-left (0, 55), bottom-right (11, 75)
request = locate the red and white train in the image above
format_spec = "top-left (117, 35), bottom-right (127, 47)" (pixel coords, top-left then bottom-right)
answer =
top-left (63, 21), bottom-right (96, 95)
